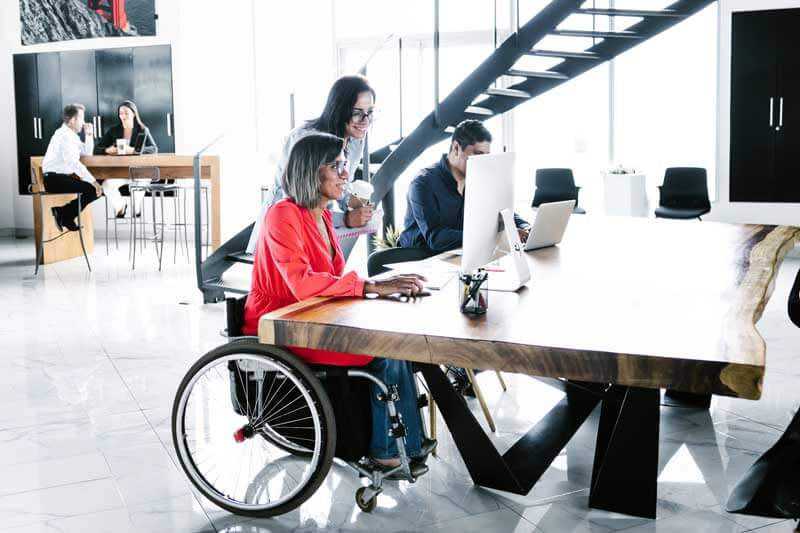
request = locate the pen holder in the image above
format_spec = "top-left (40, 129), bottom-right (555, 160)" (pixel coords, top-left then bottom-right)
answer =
top-left (459, 270), bottom-right (488, 315)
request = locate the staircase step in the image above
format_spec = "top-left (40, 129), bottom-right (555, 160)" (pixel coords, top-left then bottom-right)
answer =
top-left (552, 29), bottom-right (642, 39)
top-left (575, 8), bottom-right (684, 18)
top-left (527, 49), bottom-right (603, 61)
top-left (506, 69), bottom-right (569, 80)
top-left (226, 251), bottom-right (254, 265)
top-left (484, 87), bottom-right (532, 99)
top-left (464, 105), bottom-right (494, 116)
top-left (203, 281), bottom-right (249, 295)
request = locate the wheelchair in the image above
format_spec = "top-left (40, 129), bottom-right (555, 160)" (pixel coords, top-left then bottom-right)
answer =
top-left (171, 297), bottom-right (430, 517)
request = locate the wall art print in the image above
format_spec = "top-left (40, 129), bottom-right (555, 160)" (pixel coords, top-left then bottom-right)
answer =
top-left (20, 0), bottom-right (156, 45)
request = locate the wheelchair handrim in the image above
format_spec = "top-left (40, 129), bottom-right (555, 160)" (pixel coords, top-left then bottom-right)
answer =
top-left (174, 353), bottom-right (324, 511)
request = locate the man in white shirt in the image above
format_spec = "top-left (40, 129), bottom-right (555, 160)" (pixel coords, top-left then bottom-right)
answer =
top-left (41, 103), bottom-right (101, 231)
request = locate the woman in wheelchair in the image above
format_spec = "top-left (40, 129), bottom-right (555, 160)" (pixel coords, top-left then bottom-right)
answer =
top-left (241, 133), bottom-right (434, 468)
top-left (173, 132), bottom-right (435, 517)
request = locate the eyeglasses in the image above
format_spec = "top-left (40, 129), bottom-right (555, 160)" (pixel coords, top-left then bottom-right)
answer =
top-left (324, 159), bottom-right (350, 176)
top-left (350, 109), bottom-right (376, 124)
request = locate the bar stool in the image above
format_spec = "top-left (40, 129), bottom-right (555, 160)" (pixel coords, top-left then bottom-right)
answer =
top-left (102, 184), bottom-right (139, 255)
top-left (29, 185), bottom-right (91, 274)
top-left (129, 167), bottom-right (180, 271)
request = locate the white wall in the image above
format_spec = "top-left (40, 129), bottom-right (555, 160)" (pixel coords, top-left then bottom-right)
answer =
top-left (0, 1), bottom-right (335, 239)
top-left (710, 0), bottom-right (800, 225)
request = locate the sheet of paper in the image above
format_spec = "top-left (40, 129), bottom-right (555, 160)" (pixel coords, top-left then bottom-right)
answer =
top-left (382, 258), bottom-right (458, 290)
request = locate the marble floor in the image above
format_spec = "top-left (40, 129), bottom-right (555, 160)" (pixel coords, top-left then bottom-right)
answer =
top-left (0, 235), bottom-right (799, 533)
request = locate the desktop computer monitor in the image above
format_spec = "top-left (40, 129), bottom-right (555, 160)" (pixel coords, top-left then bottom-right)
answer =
top-left (461, 152), bottom-right (516, 273)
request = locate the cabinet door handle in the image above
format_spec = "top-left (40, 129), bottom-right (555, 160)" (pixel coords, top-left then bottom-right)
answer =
top-left (33, 117), bottom-right (38, 139)
top-left (37, 118), bottom-right (43, 139)
top-left (769, 97), bottom-right (774, 127)
top-left (167, 113), bottom-right (172, 136)
top-left (779, 97), bottom-right (784, 129)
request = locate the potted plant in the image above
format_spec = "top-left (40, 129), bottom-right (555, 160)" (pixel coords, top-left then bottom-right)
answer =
top-left (602, 164), bottom-right (648, 217)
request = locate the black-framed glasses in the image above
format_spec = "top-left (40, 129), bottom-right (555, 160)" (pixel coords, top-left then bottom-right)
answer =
top-left (350, 109), bottom-right (376, 123)
top-left (324, 159), bottom-right (350, 176)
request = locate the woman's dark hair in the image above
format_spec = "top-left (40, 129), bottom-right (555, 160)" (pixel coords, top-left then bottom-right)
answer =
top-left (283, 133), bottom-right (345, 209)
top-left (305, 75), bottom-right (376, 138)
top-left (119, 100), bottom-right (146, 129)
top-left (451, 119), bottom-right (492, 150)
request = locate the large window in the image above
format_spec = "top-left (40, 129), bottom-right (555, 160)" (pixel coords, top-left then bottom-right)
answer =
top-left (613, 3), bottom-right (719, 201)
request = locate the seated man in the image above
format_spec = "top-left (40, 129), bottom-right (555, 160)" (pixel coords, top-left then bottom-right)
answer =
top-left (41, 103), bottom-right (101, 231)
top-left (398, 119), bottom-right (529, 251)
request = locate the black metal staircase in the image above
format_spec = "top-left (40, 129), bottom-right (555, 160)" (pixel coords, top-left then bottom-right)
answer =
top-left (368, 0), bottom-right (717, 210)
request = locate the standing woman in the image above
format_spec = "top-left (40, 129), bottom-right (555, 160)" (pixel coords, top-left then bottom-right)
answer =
top-left (95, 100), bottom-right (158, 217)
top-left (246, 75), bottom-right (376, 252)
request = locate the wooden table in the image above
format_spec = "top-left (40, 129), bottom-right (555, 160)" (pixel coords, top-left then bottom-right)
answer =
top-left (259, 216), bottom-right (799, 518)
top-left (30, 154), bottom-right (220, 265)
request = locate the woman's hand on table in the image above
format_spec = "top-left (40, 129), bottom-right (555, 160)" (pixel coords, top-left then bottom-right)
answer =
top-left (105, 146), bottom-right (118, 155)
top-left (364, 274), bottom-right (428, 299)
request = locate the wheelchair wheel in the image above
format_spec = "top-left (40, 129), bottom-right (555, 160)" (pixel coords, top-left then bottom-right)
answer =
top-left (172, 341), bottom-right (336, 517)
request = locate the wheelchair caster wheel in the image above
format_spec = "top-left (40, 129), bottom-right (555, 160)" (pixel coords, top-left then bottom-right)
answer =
top-left (355, 487), bottom-right (378, 513)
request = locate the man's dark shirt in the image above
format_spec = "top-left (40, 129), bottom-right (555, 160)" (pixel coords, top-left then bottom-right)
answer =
top-left (398, 155), bottom-right (528, 251)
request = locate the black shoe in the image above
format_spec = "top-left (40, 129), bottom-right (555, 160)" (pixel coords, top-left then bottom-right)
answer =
top-left (411, 438), bottom-right (438, 464)
top-left (450, 371), bottom-right (476, 398)
top-left (62, 217), bottom-right (80, 232)
top-left (50, 207), bottom-right (64, 232)
top-left (363, 457), bottom-right (429, 480)
top-left (115, 204), bottom-right (127, 219)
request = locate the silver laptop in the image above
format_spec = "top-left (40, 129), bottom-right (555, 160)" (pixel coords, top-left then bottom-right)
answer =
top-left (524, 200), bottom-right (575, 251)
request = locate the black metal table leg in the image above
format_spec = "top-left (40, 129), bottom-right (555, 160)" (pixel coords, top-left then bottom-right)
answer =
top-left (663, 389), bottom-right (712, 409)
top-left (589, 385), bottom-right (660, 519)
top-left (727, 408), bottom-right (800, 519)
top-left (418, 364), bottom-right (604, 495)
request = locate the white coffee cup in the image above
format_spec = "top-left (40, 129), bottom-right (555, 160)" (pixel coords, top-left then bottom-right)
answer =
top-left (115, 138), bottom-right (128, 153)
top-left (350, 180), bottom-right (374, 206)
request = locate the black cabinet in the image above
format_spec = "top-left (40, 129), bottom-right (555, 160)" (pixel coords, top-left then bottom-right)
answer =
top-left (133, 46), bottom-right (175, 152)
top-left (96, 48), bottom-right (134, 136)
top-left (13, 45), bottom-right (174, 194)
top-left (13, 54), bottom-right (40, 191)
top-left (730, 9), bottom-right (800, 203)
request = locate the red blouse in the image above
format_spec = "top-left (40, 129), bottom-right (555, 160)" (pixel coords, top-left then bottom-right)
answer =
top-left (242, 199), bottom-right (372, 366)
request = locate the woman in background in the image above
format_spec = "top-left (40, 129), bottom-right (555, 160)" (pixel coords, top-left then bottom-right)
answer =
top-left (246, 75), bottom-right (376, 253)
top-left (95, 100), bottom-right (158, 217)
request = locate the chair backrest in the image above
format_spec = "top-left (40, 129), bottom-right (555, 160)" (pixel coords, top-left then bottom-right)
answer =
top-left (225, 295), bottom-right (248, 337)
top-left (789, 267), bottom-right (800, 329)
top-left (129, 166), bottom-right (161, 182)
top-left (367, 247), bottom-right (438, 277)
top-left (659, 167), bottom-right (710, 209)
top-left (532, 168), bottom-right (578, 207)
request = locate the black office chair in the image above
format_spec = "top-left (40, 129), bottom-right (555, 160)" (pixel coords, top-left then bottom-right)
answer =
top-left (531, 168), bottom-right (586, 214)
top-left (726, 266), bottom-right (800, 525)
top-left (367, 247), bottom-right (438, 277)
top-left (654, 167), bottom-right (711, 220)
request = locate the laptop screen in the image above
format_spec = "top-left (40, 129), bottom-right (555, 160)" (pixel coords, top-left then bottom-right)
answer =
top-left (132, 132), bottom-right (147, 154)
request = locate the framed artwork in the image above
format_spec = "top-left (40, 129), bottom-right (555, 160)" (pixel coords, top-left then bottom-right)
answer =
top-left (20, 0), bottom-right (156, 45)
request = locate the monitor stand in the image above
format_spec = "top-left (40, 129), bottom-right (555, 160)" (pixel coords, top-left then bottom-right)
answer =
top-left (488, 208), bottom-right (531, 292)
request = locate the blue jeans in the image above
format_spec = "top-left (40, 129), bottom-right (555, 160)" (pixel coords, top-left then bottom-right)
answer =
top-left (367, 358), bottom-right (423, 459)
